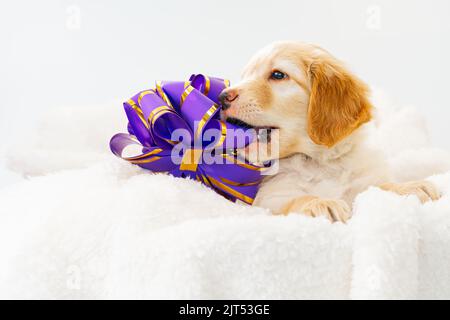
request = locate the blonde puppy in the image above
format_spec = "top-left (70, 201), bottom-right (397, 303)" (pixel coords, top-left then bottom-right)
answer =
top-left (219, 41), bottom-right (440, 222)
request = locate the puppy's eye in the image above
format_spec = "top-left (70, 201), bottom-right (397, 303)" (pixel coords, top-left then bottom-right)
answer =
top-left (270, 70), bottom-right (287, 80)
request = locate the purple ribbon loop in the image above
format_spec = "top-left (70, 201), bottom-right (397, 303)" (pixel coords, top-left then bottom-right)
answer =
top-left (110, 74), bottom-right (264, 204)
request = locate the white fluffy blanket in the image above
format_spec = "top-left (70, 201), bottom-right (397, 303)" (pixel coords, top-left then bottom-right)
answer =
top-left (1, 91), bottom-right (450, 299)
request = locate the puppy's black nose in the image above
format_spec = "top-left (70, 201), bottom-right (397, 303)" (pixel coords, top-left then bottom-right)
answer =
top-left (219, 89), bottom-right (238, 110)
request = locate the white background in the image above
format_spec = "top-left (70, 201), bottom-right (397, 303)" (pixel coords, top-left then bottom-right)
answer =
top-left (1, 0), bottom-right (450, 184)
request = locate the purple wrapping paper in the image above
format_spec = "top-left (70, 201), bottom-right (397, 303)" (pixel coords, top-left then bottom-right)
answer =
top-left (110, 74), bottom-right (265, 204)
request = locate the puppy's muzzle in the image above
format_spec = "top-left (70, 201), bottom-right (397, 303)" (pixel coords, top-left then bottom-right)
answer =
top-left (219, 89), bottom-right (239, 110)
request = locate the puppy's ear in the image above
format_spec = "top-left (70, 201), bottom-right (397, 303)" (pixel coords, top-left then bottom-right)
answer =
top-left (307, 56), bottom-right (372, 147)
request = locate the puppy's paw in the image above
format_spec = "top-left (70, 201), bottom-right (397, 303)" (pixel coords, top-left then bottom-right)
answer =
top-left (281, 196), bottom-right (352, 223)
top-left (379, 180), bottom-right (441, 203)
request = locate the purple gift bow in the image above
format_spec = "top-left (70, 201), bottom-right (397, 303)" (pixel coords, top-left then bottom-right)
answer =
top-left (109, 74), bottom-right (266, 204)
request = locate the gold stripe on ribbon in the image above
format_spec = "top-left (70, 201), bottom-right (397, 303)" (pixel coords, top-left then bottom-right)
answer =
top-left (195, 104), bottom-right (218, 140)
top-left (127, 99), bottom-right (137, 106)
top-left (147, 107), bottom-right (180, 146)
top-left (204, 76), bottom-right (211, 95)
top-left (150, 108), bottom-right (177, 127)
top-left (207, 176), bottom-right (254, 204)
top-left (214, 121), bottom-right (227, 149)
top-left (224, 79), bottom-right (230, 88)
top-left (179, 148), bottom-right (202, 172)
top-left (147, 105), bottom-right (171, 123)
top-left (129, 135), bottom-right (141, 144)
top-left (163, 138), bottom-right (178, 145)
top-left (156, 81), bottom-right (173, 108)
top-left (130, 156), bottom-right (162, 164)
top-left (201, 174), bottom-right (212, 188)
top-left (180, 85), bottom-right (194, 108)
top-left (184, 81), bottom-right (191, 89)
top-left (128, 99), bottom-right (149, 129)
top-left (138, 90), bottom-right (155, 105)
top-left (124, 148), bottom-right (163, 161)
top-left (219, 177), bottom-right (260, 187)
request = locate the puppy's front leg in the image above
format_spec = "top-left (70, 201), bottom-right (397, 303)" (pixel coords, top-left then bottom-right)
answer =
top-left (379, 180), bottom-right (441, 203)
top-left (280, 196), bottom-right (352, 223)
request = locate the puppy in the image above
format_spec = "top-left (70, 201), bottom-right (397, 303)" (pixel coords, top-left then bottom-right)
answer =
top-left (220, 41), bottom-right (440, 222)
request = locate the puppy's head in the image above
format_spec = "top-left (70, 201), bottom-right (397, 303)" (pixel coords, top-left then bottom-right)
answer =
top-left (220, 41), bottom-right (372, 159)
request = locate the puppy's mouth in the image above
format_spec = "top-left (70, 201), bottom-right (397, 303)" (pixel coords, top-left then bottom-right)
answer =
top-left (225, 117), bottom-right (277, 143)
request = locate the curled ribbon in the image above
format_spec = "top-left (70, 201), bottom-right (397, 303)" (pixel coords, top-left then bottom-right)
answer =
top-left (110, 74), bottom-right (265, 204)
